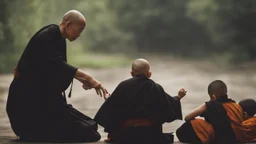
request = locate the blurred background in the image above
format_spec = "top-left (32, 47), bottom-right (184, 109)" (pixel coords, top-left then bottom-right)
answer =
top-left (0, 0), bottom-right (256, 140)
top-left (1, 0), bottom-right (256, 73)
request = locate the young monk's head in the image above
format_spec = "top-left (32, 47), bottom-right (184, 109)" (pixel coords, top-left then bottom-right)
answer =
top-left (207, 80), bottom-right (227, 100)
top-left (130, 58), bottom-right (151, 78)
top-left (239, 99), bottom-right (256, 119)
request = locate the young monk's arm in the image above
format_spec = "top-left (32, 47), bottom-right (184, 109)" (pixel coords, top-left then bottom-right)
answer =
top-left (185, 103), bottom-right (207, 122)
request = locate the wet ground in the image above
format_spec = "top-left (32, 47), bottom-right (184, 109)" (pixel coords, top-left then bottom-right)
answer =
top-left (0, 58), bottom-right (255, 143)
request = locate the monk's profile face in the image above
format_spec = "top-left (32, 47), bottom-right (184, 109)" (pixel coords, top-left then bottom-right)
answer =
top-left (65, 20), bottom-right (85, 41)
top-left (60, 10), bottom-right (86, 41)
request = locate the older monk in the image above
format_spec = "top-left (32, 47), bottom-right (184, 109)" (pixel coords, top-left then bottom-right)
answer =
top-left (6, 10), bottom-right (108, 142)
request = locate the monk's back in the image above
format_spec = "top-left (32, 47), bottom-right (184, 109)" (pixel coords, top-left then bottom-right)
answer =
top-left (222, 102), bottom-right (256, 143)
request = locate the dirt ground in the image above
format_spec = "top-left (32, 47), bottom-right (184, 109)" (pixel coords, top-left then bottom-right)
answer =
top-left (0, 58), bottom-right (255, 142)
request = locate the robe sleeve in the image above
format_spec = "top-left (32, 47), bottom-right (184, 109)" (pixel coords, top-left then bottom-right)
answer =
top-left (47, 55), bottom-right (77, 94)
top-left (164, 93), bottom-right (183, 122)
top-left (155, 84), bottom-right (182, 122)
top-left (37, 34), bottom-right (77, 94)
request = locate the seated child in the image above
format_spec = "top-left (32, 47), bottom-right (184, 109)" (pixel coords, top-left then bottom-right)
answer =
top-left (94, 58), bottom-right (187, 144)
top-left (239, 99), bottom-right (256, 135)
top-left (176, 80), bottom-right (256, 144)
top-left (176, 118), bottom-right (215, 144)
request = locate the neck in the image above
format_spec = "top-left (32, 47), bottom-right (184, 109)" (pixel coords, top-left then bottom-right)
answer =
top-left (59, 23), bottom-right (67, 38)
top-left (216, 95), bottom-right (228, 100)
top-left (134, 74), bottom-right (147, 77)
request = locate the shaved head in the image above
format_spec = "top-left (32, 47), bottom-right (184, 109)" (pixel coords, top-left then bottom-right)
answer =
top-left (239, 99), bottom-right (256, 117)
top-left (131, 58), bottom-right (150, 76)
top-left (59, 10), bottom-right (86, 41)
top-left (208, 80), bottom-right (227, 98)
top-left (61, 10), bottom-right (86, 26)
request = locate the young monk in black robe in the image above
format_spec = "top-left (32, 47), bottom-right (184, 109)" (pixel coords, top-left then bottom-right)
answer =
top-left (6, 10), bottom-right (108, 143)
top-left (176, 80), bottom-right (256, 144)
top-left (94, 58), bottom-right (187, 144)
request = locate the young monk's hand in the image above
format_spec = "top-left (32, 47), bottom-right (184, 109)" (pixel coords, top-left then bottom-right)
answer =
top-left (178, 88), bottom-right (187, 99)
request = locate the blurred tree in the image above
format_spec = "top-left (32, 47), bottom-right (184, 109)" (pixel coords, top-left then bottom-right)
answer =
top-left (0, 0), bottom-right (84, 73)
top-left (108, 0), bottom-right (212, 56)
top-left (1, 0), bottom-right (256, 73)
top-left (0, 0), bottom-right (15, 73)
top-left (188, 0), bottom-right (256, 61)
top-left (76, 0), bottom-right (134, 53)
top-left (0, 0), bottom-right (14, 53)
top-left (215, 0), bottom-right (256, 61)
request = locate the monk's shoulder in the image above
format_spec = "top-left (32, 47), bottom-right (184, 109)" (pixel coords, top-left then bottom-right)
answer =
top-left (35, 24), bottom-right (59, 41)
top-left (119, 77), bottom-right (134, 84)
top-left (121, 76), bottom-right (152, 84)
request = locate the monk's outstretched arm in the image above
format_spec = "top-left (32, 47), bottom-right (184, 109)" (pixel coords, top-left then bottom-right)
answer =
top-left (75, 69), bottom-right (108, 98)
top-left (74, 69), bottom-right (93, 84)
top-left (185, 103), bottom-right (206, 122)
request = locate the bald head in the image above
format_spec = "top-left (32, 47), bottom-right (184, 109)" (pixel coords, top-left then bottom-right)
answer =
top-left (61, 10), bottom-right (86, 26)
top-left (59, 10), bottom-right (86, 41)
top-left (131, 58), bottom-right (151, 77)
top-left (208, 80), bottom-right (227, 98)
top-left (239, 99), bottom-right (256, 117)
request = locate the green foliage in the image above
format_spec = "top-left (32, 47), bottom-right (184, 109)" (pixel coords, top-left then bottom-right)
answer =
top-left (187, 0), bottom-right (256, 61)
top-left (109, 0), bottom-right (213, 56)
top-left (216, 0), bottom-right (256, 61)
top-left (0, 53), bottom-right (19, 73)
top-left (67, 43), bottom-right (133, 68)
top-left (1, 0), bottom-right (256, 73)
top-left (76, 0), bottom-right (134, 53)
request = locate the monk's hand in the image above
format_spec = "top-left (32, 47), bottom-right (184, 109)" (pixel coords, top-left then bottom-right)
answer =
top-left (82, 81), bottom-right (92, 90)
top-left (178, 88), bottom-right (187, 100)
top-left (104, 93), bottom-right (111, 100)
top-left (88, 78), bottom-right (109, 99)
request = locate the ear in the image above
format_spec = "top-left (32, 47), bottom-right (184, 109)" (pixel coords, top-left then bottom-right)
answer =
top-left (147, 71), bottom-right (152, 78)
top-left (66, 21), bottom-right (71, 27)
top-left (130, 71), bottom-right (135, 77)
top-left (211, 95), bottom-right (216, 100)
top-left (243, 112), bottom-right (248, 120)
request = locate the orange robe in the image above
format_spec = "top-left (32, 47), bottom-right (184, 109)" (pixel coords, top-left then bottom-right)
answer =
top-left (192, 102), bottom-right (256, 143)
top-left (178, 100), bottom-right (256, 143)
top-left (243, 116), bottom-right (256, 128)
top-left (223, 102), bottom-right (256, 143)
top-left (191, 119), bottom-right (215, 144)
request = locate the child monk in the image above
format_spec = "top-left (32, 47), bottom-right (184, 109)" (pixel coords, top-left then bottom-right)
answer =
top-left (94, 58), bottom-right (187, 144)
top-left (239, 99), bottom-right (256, 133)
top-left (176, 80), bottom-right (256, 144)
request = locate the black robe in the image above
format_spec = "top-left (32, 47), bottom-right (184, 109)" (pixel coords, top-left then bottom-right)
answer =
top-left (94, 75), bottom-right (182, 143)
top-left (6, 24), bottom-right (100, 142)
top-left (176, 97), bottom-right (237, 144)
top-left (203, 97), bottom-right (237, 144)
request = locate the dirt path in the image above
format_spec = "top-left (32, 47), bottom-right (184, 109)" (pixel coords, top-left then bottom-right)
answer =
top-left (0, 58), bottom-right (255, 141)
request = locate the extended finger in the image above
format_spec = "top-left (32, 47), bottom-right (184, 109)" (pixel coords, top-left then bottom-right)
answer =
top-left (95, 89), bottom-right (99, 95)
top-left (98, 88), bottom-right (103, 97)
top-left (101, 87), bottom-right (107, 96)
top-left (105, 88), bottom-right (109, 95)
top-left (96, 88), bottom-right (102, 97)
top-left (104, 94), bottom-right (109, 100)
